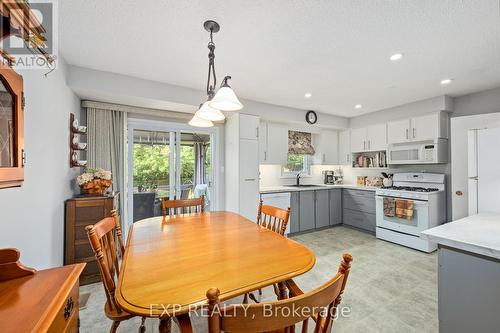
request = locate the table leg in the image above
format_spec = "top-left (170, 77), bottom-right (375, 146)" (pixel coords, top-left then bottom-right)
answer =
top-left (159, 317), bottom-right (172, 333)
top-left (277, 281), bottom-right (288, 300)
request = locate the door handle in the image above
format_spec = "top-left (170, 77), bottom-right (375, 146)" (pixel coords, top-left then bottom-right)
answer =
top-left (256, 127), bottom-right (259, 138)
top-left (264, 151), bottom-right (267, 161)
top-left (244, 178), bottom-right (256, 181)
top-left (363, 141), bottom-right (366, 150)
top-left (406, 129), bottom-right (409, 139)
top-left (413, 128), bottom-right (416, 139)
top-left (323, 153), bottom-right (326, 163)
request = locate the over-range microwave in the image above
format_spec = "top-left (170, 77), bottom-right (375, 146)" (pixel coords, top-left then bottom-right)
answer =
top-left (387, 139), bottom-right (448, 165)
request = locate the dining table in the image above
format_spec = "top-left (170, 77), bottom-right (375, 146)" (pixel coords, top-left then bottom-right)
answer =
top-left (115, 211), bottom-right (316, 332)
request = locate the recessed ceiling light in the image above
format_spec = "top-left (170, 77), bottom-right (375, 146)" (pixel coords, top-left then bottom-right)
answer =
top-left (390, 53), bottom-right (403, 61)
top-left (440, 79), bottom-right (452, 85)
top-left (355, 104), bottom-right (362, 109)
top-left (304, 92), bottom-right (312, 98)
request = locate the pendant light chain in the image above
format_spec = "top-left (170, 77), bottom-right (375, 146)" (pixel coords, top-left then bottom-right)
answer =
top-left (206, 28), bottom-right (217, 99)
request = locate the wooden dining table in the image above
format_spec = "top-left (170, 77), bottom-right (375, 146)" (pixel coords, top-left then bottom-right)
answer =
top-left (116, 211), bottom-right (316, 332)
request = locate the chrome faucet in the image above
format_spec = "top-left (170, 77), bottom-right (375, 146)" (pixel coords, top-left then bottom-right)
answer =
top-left (296, 172), bottom-right (301, 186)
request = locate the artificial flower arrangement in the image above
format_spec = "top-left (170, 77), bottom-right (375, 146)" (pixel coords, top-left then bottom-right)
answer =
top-left (77, 168), bottom-right (112, 194)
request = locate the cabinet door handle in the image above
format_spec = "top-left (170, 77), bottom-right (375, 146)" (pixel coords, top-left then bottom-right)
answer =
top-left (363, 141), bottom-right (366, 150)
top-left (368, 141), bottom-right (371, 150)
top-left (244, 178), bottom-right (256, 181)
top-left (256, 127), bottom-right (259, 138)
top-left (406, 129), bottom-right (409, 139)
top-left (347, 154), bottom-right (349, 162)
top-left (264, 151), bottom-right (267, 161)
top-left (413, 128), bottom-right (416, 139)
top-left (323, 153), bottom-right (326, 163)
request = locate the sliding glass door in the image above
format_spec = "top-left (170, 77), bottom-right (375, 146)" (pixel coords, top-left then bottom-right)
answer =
top-left (127, 119), bottom-right (215, 224)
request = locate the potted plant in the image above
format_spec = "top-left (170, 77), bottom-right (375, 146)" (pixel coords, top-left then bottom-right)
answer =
top-left (77, 168), bottom-right (112, 195)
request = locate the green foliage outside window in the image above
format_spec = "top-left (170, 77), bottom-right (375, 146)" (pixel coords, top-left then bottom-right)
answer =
top-left (133, 143), bottom-right (211, 194)
top-left (282, 154), bottom-right (310, 175)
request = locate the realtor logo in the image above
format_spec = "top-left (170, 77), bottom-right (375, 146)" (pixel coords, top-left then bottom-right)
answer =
top-left (0, 0), bottom-right (58, 70)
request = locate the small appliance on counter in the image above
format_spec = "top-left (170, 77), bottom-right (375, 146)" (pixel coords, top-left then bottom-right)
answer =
top-left (324, 168), bottom-right (343, 185)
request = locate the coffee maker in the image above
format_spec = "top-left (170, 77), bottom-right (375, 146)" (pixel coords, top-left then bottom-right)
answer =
top-left (324, 169), bottom-right (343, 185)
top-left (323, 170), bottom-right (335, 184)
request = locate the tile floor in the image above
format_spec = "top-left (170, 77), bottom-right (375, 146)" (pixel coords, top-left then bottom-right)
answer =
top-left (80, 226), bottom-right (438, 332)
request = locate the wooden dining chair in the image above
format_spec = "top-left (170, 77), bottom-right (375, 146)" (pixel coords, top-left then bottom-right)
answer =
top-left (246, 199), bottom-right (291, 303)
top-left (176, 253), bottom-right (353, 333)
top-left (161, 195), bottom-right (205, 218)
top-left (256, 199), bottom-right (291, 235)
top-left (86, 210), bottom-right (146, 333)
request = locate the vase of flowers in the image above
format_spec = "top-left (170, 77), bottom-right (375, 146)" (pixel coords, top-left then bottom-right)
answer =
top-left (77, 168), bottom-right (112, 195)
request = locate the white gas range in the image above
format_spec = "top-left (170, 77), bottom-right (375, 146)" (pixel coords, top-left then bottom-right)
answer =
top-left (375, 173), bottom-right (446, 252)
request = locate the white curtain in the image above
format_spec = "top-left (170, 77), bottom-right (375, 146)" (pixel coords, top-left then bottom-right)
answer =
top-left (86, 107), bottom-right (125, 223)
top-left (193, 142), bottom-right (207, 186)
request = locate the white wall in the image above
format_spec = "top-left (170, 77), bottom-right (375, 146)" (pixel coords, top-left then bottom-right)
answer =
top-left (67, 65), bottom-right (349, 130)
top-left (0, 58), bottom-right (80, 269)
top-left (453, 86), bottom-right (500, 117)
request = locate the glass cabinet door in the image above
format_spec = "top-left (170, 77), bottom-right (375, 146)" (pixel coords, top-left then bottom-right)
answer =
top-left (0, 63), bottom-right (24, 189)
top-left (0, 79), bottom-right (15, 167)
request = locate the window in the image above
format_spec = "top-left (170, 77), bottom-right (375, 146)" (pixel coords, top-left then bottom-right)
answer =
top-left (281, 154), bottom-right (311, 177)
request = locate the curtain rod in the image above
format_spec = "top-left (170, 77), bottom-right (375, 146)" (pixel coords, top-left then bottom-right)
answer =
top-left (81, 100), bottom-right (193, 120)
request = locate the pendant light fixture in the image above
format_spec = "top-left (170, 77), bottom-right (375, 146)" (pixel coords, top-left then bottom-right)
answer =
top-left (189, 109), bottom-right (214, 127)
top-left (189, 20), bottom-right (243, 127)
top-left (209, 75), bottom-right (243, 111)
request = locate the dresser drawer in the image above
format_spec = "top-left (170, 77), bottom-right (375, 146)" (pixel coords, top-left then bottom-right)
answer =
top-left (47, 279), bottom-right (79, 333)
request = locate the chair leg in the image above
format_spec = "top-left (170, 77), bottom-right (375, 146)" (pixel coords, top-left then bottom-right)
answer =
top-left (139, 317), bottom-right (146, 333)
top-left (110, 321), bottom-right (120, 333)
top-left (243, 293), bottom-right (249, 304)
top-left (259, 288), bottom-right (262, 295)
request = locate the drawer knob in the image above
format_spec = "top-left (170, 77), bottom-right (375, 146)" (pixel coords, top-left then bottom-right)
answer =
top-left (64, 296), bottom-right (74, 320)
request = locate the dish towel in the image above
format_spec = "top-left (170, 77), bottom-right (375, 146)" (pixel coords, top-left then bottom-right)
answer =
top-left (395, 199), bottom-right (414, 219)
top-left (383, 197), bottom-right (396, 217)
top-left (193, 184), bottom-right (210, 207)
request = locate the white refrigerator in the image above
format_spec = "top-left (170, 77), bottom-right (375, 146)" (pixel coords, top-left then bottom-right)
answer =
top-left (468, 128), bottom-right (500, 215)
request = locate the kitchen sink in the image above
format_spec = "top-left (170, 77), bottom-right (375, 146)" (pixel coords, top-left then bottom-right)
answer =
top-left (287, 184), bottom-right (326, 188)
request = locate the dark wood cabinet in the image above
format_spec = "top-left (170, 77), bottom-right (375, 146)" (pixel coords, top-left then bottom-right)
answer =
top-left (65, 193), bottom-right (119, 285)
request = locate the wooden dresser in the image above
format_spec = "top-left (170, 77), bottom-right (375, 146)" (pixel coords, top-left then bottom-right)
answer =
top-left (0, 261), bottom-right (85, 333)
top-left (65, 193), bottom-right (119, 285)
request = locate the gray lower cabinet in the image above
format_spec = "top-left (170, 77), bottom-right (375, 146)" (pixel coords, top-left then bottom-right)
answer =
top-left (289, 192), bottom-right (300, 233)
top-left (299, 191), bottom-right (315, 231)
top-left (315, 190), bottom-right (330, 228)
top-left (342, 189), bottom-right (376, 233)
top-left (329, 189), bottom-right (342, 225)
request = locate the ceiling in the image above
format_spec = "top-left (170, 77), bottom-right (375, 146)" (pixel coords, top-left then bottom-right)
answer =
top-left (59, 0), bottom-right (500, 117)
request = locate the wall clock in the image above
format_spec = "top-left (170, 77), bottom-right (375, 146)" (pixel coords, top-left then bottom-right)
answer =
top-left (306, 110), bottom-right (317, 124)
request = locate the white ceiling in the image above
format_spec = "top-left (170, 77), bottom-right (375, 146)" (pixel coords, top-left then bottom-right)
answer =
top-left (59, 0), bottom-right (500, 117)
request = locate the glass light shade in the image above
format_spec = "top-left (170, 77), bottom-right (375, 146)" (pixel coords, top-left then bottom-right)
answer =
top-left (209, 86), bottom-right (243, 111)
top-left (188, 113), bottom-right (214, 127)
top-left (196, 101), bottom-right (225, 121)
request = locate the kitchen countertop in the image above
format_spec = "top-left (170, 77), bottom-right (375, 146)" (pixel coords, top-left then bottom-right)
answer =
top-left (421, 213), bottom-right (500, 260)
top-left (260, 184), bottom-right (379, 194)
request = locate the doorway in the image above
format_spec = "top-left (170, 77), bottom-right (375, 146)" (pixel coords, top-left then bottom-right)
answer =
top-left (127, 119), bottom-right (217, 225)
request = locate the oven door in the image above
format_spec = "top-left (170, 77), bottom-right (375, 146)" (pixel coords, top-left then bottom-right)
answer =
top-left (375, 196), bottom-right (429, 236)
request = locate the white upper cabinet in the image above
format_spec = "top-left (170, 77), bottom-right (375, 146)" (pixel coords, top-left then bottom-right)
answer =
top-left (313, 130), bottom-right (339, 165)
top-left (350, 127), bottom-right (367, 152)
top-left (387, 112), bottom-right (449, 144)
top-left (366, 123), bottom-right (387, 151)
top-left (259, 121), bottom-right (288, 165)
top-left (350, 124), bottom-right (387, 152)
top-left (338, 130), bottom-right (351, 165)
top-left (239, 114), bottom-right (260, 140)
top-left (387, 119), bottom-right (411, 144)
